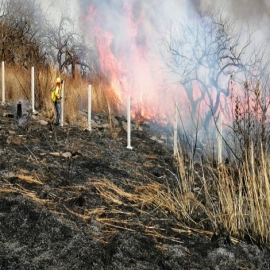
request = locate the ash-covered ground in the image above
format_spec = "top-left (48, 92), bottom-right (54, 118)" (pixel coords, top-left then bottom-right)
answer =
top-left (0, 103), bottom-right (270, 270)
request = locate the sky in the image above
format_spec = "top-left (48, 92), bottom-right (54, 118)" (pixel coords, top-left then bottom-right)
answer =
top-left (40, 0), bottom-right (81, 28)
top-left (39, 0), bottom-right (270, 36)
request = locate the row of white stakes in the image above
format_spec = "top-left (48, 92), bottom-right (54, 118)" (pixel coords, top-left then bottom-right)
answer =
top-left (1, 61), bottom-right (222, 159)
top-left (0, 63), bottom-right (133, 150)
top-left (87, 85), bottom-right (133, 150)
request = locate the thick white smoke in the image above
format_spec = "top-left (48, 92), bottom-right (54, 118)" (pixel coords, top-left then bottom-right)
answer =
top-left (73, 0), bottom-right (270, 130)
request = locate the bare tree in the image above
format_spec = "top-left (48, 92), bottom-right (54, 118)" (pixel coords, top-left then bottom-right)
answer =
top-left (162, 8), bottom-right (270, 166)
top-left (0, 0), bottom-right (98, 78)
top-left (44, 15), bottom-right (95, 78)
top-left (162, 10), bottom-right (267, 131)
top-left (0, 0), bottom-right (47, 67)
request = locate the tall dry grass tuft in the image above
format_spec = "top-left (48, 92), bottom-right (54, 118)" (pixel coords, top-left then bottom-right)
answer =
top-left (2, 65), bottom-right (123, 127)
top-left (5, 66), bottom-right (31, 101)
top-left (170, 141), bottom-right (270, 246)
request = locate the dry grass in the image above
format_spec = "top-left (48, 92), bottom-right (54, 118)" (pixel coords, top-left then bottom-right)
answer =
top-left (172, 144), bottom-right (270, 247)
top-left (79, 178), bottom-right (208, 240)
top-left (2, 65), bottom-right (120, 127)
top-left (1, 147), bottom-right (269, 246)
top-left (15, 174), bottom-right (43, 185)
top-left (0, 185), bottom-right (50, 206)
top-left (80, 148), bottom-right (270, 246)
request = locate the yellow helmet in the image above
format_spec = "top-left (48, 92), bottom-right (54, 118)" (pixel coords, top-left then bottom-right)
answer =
top-left (56, 77), bottom-right (61, 83)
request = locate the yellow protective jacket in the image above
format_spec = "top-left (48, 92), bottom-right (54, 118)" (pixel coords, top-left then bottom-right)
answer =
top-left (51, 85), bottom-right (61, 102)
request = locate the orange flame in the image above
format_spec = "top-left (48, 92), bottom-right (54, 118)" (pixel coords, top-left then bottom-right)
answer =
top-left (85, 3), bottom-right (246, 127)
top-left (86, 3), bottom-right (173, 123)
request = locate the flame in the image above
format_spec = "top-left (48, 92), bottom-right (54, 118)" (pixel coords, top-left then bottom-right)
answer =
top-left (85, 2), bottom-right (256, 128)
top-left (86, 2), bottom-right (172, 123)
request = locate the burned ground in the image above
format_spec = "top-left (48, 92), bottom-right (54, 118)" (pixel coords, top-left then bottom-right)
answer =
top-left (0, 104), bottom-right (270, 269)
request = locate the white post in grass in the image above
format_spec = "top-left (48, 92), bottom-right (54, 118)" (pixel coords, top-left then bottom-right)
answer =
top-left (250, 140), bottom-right (255, 178)
top-left (60, 81), bottom-right (64, 127)
top-left (217, 113), bottom-right (223, 165)
top-left (174, 103), bottom-right (178, 156)
top-left (31, 66), bottom-right (35, 113)
top-left (88, 85), bottom-right (92, 131)
top-left (127, 95), bottom-right (133, 149)
top-left (2, 61), bottom-right (5, 105)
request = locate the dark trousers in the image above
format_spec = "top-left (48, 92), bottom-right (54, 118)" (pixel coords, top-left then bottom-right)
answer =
top-left (54, 102), bottom-right (61, 125)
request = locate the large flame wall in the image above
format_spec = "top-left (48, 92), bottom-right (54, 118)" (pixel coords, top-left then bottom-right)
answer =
top-left (85, 0), bottom-right (192, 124)
top-left (83, 0), bottom-right (270, 133)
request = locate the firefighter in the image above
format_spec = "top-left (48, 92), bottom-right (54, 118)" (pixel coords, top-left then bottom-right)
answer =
top-left (51, 77), bottom-right (62, 126)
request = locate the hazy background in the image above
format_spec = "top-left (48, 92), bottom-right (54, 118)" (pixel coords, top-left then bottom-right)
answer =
top-left (41, 0), bottom-right (270, 32)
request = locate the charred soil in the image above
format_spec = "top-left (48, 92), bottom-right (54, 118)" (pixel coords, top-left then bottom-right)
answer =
top-left (0, 104), bottom-right (270, 270)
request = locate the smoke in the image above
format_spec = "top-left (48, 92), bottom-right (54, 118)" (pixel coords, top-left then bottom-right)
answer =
top-left (75, 0), bottom-right (270, 128)
top-left (40, 0), bottom-right (81, 28)
top-left (76, 0), bottom-right (193, 121)
top-left (80, 0), bottom-right (189, 62)
top-left (197, 0), bottom-right (270, 31)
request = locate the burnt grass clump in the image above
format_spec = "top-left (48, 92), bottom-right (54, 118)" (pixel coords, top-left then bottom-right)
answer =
top-left (1, 104), bottom-right (270, 269)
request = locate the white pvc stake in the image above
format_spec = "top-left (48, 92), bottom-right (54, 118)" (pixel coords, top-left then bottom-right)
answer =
top-left (174, 104), bottom-right (178, 156)
top-left (250, 140), bottom-right (255, 179)
top-left (217, 114), bottom-right (223, 165)
top-left (88, 85), bottom-right (92, 131)
top-left (60, 81), bottom-right (64, 127)
top-left (2, 61), bottom-right (5, 105)
top-left (31, 66), bottom-right (35, 113)
top-left (127, 95), bottom-right (133, 149)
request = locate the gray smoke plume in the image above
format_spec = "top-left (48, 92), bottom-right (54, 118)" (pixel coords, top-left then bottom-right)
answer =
top-left (78, 0), bottom-right (270, 31)
top-left (196, 0), bottom-right (270, 31)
